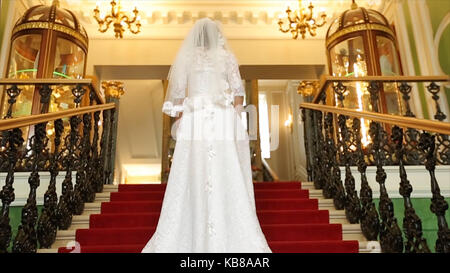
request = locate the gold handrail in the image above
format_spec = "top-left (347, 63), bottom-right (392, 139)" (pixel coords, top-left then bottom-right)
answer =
top-left (261, 157), bottom-right (280, 181)
top-left (0, 103), bottom-right (115, 131)
top-left (0, 78), bottom-right (105, 104)
top-left (312, 75), bottom-right (450, 103)
top-left (300, 102), bottom-right (450, 135)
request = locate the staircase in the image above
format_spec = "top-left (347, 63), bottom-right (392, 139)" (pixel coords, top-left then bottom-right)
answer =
top-left (38, 181), bottom-right (380, 253)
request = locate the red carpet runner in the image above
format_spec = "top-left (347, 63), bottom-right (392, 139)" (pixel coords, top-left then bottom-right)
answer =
top-left (59, 181), bottom-right (359, 253)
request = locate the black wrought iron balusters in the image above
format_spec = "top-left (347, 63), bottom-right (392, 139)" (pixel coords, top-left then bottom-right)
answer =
top-left (0, 128), bottom-right (24, 253)
top-left (333, 82), bottom-right (347, 107)
top-left (105, 108), bottom-right (116, 185)
top-left (12, 122), bottom-right (49, 252)
top-left (426, 82), bottom-right (450, 165)
top-left (56, 115), bottom-right (82, 229)
top-left (324, 113), bottom-right (346, 210)
top-left (72, 86), bottom-right (89, 215)
top-left (367, 81), bottom-right (403, 253)
top-left (397, 82), bottom-right (424, 165)
top-left (37, 119), bottom-right (64, 248)
top-left (39, 84), bottom-right (53, 113)
top-left (398, 82), bottom-right (415, 118)
top-left (90, 111), bottom-right (102, 193)
top-left (4, 85), bottom-right (21, 119)
top-left (392, 126), bottom-right (430, 253)
top-left (301, 109), bottom-right (313, 182)
top-left (427, 82), bottom-right (447, 122)
top-left (0, 80), bottom-right (117, 252)
top-left (368, 121), bottom-right (403, 252)
top-left (353, 118), bottom-right (379, 240)
top-left (419, 133), bottom-right (450, 253)
top-left (72, 84), bottom-right (87, 107)
top-left (332, 81), bottom-right (360, 222)
top-left (312, 110), bottom-right (326, 190)
top-left (0, 83), bottom-right (24, 252)
top-left (337, 115), bottom-right (361, 224)
top-left (322, 113), bottom-right (335, 199)
top-left (97, 109), bottom-right (111, 192)
top-left (78, 112), bottom-right (95, 206)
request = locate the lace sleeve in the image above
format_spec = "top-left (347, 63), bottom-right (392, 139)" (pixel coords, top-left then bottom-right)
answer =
top-left (163, 63), bottom-right (187, 117)
top-left (226, 52), bottom-right (245, 97)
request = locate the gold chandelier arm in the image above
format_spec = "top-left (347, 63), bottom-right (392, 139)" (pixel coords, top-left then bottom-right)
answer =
top-left (128, 22), bottom-right (141, 34)
top-left (315, 15), bottom-right (327, 27)
top-left (110, 0), bottom-right (117, 18)
top-left (278, 21), bottom-right (292, 33)
top-left (98, 15), bottom-right (114, 33)
top-left (292, 28), bottom-right (299, 39)
top-left (121, 14), bottom-right (131, 24)
top-left (128, 8), bottom-right (139, 24)
top-left (278, 16), bottom-right (293, 33)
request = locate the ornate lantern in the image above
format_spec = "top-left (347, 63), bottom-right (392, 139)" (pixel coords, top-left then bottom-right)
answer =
top-left (325, 1), bottom-right (404, 116)
top-left (2, 0), bottom-right (89, 118)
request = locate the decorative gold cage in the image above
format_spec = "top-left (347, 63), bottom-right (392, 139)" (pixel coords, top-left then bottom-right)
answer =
top-left (325, 2), bottom-right (404, 116)
top-left (2, 0), bottom-right (89, 120)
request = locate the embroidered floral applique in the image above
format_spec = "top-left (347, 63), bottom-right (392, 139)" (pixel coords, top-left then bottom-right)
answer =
top-left (207, 219), bottom-right (216, 237)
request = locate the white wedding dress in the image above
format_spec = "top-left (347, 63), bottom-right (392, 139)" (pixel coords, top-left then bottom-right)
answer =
top-left (141, 18), bottom-right (272, 253)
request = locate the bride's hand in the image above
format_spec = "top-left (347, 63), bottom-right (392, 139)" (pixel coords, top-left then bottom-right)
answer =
top-left (234, 104), bottom-right (244, 118)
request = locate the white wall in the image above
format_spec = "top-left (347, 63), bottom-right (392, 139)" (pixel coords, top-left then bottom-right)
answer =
top-left (115, 80), bottom-right (164, 184)
top-left (85, 38), bottom-right (328, 75)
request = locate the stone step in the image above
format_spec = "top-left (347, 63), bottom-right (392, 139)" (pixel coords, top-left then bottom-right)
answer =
top-left (72, 209), bottom-right (348, 230)
top-left (318, 198), bottom-right (334, 209)
top-left (43, 181), bottom-right (378, 252)
top-left (95, 192), bottom-right (111, 202)
top-left (103, 183), bottom-right (316, 191)
top-left (49, 224), bottom-right (369, 252)
top-left (301, 182), bottom-right (315, 189)
top-left (37, 240), bottom-right (381, 254)
top-left (342, 224), bottom-right (366, 241)
top-left (70, 215), bottom-right (90, 229)
top-left (328, 209), bottom-right (348, 224)
top-left (51, 229), bottom-right (77, 249)
top-left (308, 189), bottom-right (323, 199)
top-left (102, 185), bottom-right (119, 193)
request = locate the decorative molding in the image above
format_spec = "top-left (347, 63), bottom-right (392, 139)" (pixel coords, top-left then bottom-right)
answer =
top-left (326, 23), bottom-right (395, 48)
top-left (12, 21), bottom-right (89, 48)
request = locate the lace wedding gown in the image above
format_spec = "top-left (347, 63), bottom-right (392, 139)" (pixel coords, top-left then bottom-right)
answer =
top-left (141, 45), bottom-right (272, 253)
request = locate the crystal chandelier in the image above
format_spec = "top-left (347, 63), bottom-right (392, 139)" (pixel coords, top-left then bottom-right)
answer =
top-left (278, 0), bottom-right (327, 39)
top-left (93, 0), bottom-right (142, 39)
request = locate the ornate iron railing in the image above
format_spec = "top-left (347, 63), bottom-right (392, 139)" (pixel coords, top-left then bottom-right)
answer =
top-left (0, 79), bottom-right (117, 253)
top-left (301, 75), bottom-right (450, 253)
top-left (311, 75), bottom-right (450, 166)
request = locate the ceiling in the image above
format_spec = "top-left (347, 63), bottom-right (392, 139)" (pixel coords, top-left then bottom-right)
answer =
top-left (22, 0), bottom-right (389, 40)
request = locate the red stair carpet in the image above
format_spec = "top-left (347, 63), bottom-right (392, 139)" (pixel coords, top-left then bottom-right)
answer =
top-left (59, 181), bottom-right (359, 253)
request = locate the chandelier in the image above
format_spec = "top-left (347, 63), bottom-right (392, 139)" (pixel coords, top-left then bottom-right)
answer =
top-left (278, 0), bottom-right (327, 39)
top-left (93, 0), bottom-right (142, 39)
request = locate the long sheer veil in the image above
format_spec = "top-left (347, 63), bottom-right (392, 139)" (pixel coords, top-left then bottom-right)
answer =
top-left (162, 18), bottom-right (235, 117)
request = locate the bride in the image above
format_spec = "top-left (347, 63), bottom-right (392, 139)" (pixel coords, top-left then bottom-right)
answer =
top-left (141, 18), bottom-right (272, 253)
